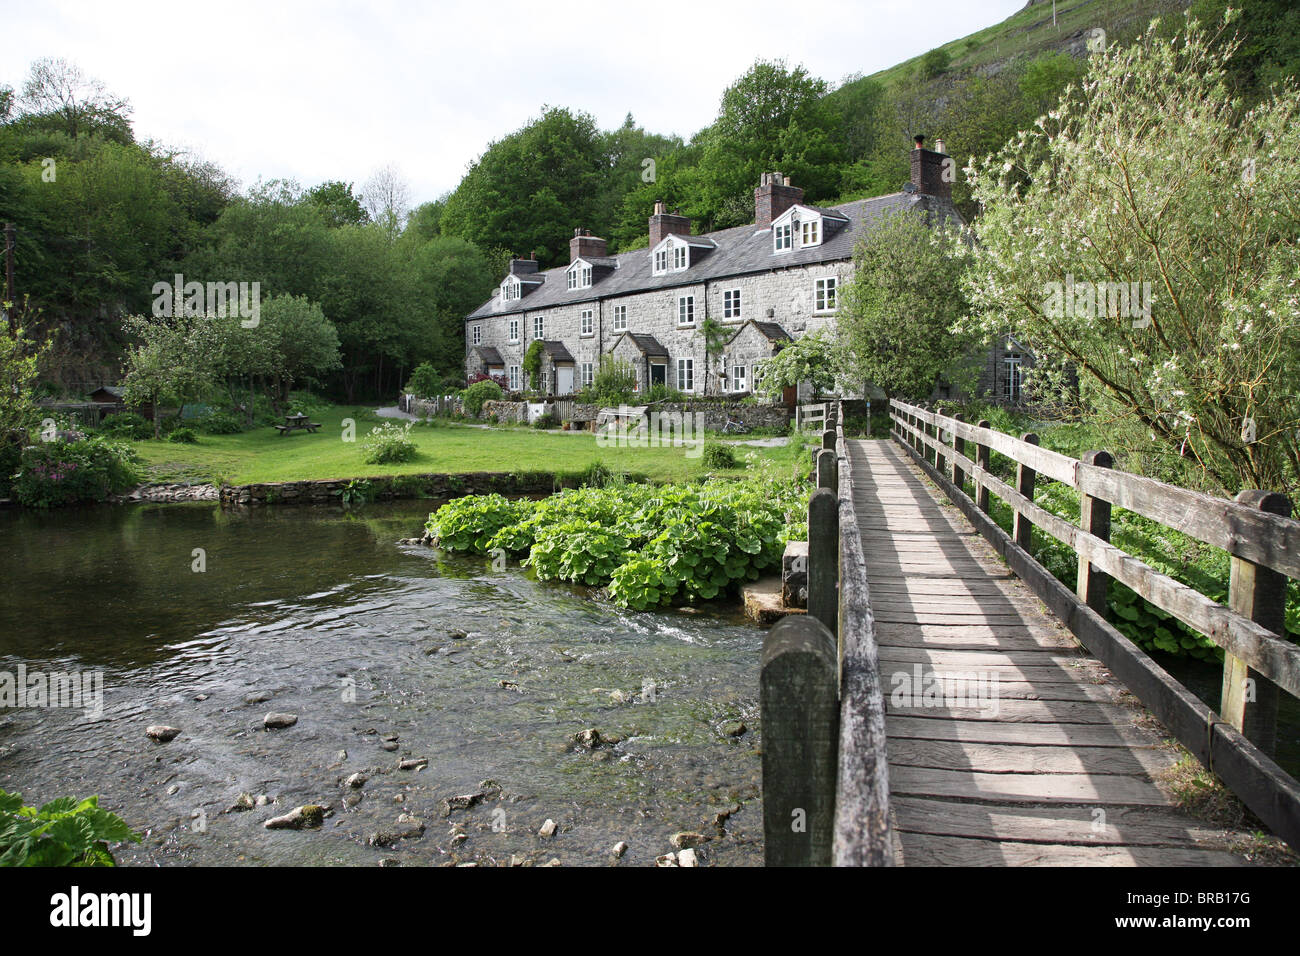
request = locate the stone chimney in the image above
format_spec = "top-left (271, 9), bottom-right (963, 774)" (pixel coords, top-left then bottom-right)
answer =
top-left (569, 228), bottom-right (608, 263)
top-left (508, 255), bottom-right (539, 276)
top-left (648, 201), bottom-right (691, 248)
top-left (754, 171), bottom-right (804, 228)
top-left (910, 135), bottom-right (951, 200)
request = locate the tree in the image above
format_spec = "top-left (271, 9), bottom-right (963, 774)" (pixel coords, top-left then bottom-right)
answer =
top-left (361, 164), bottom-right (410, 239)
top-left (121, 306), bottom-right (222, 438)
top-left (960, 15), bottom-right (1300, 496)
top-left (256, 294), bottom-right (341, 404)
top-left (759, 330), bottom-right (839, 399)
top-left (303, 180), bottom-right (368, 227)
top-left (920, 48), bottom-right (951, 80)
top-left (18, 58), bottom-right (132, 142)
top-left (697, 316), bottom-right (731, 395)
top-left (839, 210), bottom-right (971, 403)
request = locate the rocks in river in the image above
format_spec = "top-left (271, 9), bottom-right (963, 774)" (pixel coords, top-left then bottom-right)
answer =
top-left (264, 805), bottom-right (327, 830)
top-left (608, 689), bottom-right (627, 704)
top-left (678, 848), bottom-right (699, 867)
top-left (670, 831), bottom-right (707, 850)
top-left (723, 721), bottom-right (747, 737)
top-left (497, 679), bottom-right (520, 692)
top-left (336, 749), bottom-right (348, 762)
top-left (538, 819), bottom-right (557, 839)
top-left (442, 780), bottom-right (501, 817)
top-left (255, 794), bottom-right (271, 807)
top-left (509, 854), bottom-right (526, 867)
top-left (381, 740), bottom-right (399, 751)
top-left (655, 852), bottom-right (678, 867)
top-left (228, 793), bottom-right (256, 812)
top-left (611, 841), bottom-right (628, 860)
top-left (571, 728), bottom-right (608, 750)
top-left (263, 712), bottom-right (298, 729)
top-left (244, 692), bottom-right (273, 705)
top-left (712, 805), bottom-right (740, 832)
top-left (447, 629), bottom-right (468, 640)
top-left (146, 725), bottom-right (181, 743)
top-left (397, 757), bottom-right (429, 771)
top-left (368, 813), bottom-right (426, 847)
top-left (344, 773), bottom-right (368, 789)
top-left (193, 694), bottom-right (208, 702)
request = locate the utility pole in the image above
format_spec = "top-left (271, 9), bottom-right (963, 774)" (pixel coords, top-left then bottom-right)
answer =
top-left (3, 222), bottom-right (15, 337)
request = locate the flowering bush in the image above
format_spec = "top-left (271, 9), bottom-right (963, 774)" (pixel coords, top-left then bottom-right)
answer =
top-left (360, 422), bottom-right (418, 465)
top-left (13, 436), bottom-right (142, 508)
top-left (461, 379), bottom-right (503, 417)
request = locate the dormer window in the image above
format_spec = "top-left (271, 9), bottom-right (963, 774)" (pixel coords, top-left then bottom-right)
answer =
top-left (501, 277), bottom-right (521, 302)
top-left (774, 222), bottom-right (793, 252)
top-left (673, 246), bottom-right (687, 270)
top-left (567, 262), bottom-right (593, 291)
top-left (654, 248), bottom-right (669, 273)
top-left (801, 219), bottom-right (820, 246)
top-left (652, 236), bottom-right (695, 276)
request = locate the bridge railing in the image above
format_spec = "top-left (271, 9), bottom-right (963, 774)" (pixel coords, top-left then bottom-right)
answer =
top-left (890, 397), bottom-right (1300, 849)
top-left (761, 402), bottom-right (892, 866)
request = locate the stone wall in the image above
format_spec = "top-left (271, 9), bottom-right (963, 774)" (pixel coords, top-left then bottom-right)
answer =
top-left (218, 471), bottom-right (570, 508)
top-left (647, 400), bottom-right (791, 431)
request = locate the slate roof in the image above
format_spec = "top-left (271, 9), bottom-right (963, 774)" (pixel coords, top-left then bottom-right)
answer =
top-left (540, 340), bottom-right (575, 363)
top-left (468, 192), bottom-right (960, 321)
top-left (611, 332), bottom-right (669, 358)
top-left (472, 345), bottom-right (504, 365)
top-left (751, 321), bottom-right (792, 341)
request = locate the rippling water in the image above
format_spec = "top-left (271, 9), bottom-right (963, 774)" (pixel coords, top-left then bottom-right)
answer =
top-left (0, 501), bottom-right (763, 866)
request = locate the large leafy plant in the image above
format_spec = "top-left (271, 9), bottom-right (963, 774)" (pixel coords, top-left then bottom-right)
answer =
top-left (0, 789), bottom-right (141, 867)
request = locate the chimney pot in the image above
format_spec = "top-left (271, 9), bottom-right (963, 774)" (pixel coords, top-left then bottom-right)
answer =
top-left (910, 137), bottom-right (951, 200)
top-left (648, 203), bottom-right (691, 247)
top-left (753, 172), bottom-right (804, 228)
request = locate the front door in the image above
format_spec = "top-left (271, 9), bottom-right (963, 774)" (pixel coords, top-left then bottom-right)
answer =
top-left (556, 365), bottom-right (574, 395)
top-left (649, 363), bottom-right (666, 386)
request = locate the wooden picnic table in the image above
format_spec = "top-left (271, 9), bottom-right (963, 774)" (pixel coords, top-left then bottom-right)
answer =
top-left (273, 413), bottom-right (321, 435)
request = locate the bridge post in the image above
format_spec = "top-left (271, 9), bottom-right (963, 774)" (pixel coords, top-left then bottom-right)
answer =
top-left (951, 413), bottom-right (967, 495)
top-left (975, 420), bottom-right (992, 514)
top-left (761, 614), bottom-right (839, 867)
top-left (822, 428), bottom-right (836, 451)
top-left (1077, 450), bottom-right (1114, 616)
top-left (1221, 489), bottom-right (1291, 755)
top-left (816, 448), bottom-right (837, 491)
top-left (1013, 433), bottom-right (1039, 553)
top-left (807, 488), bottom-right (839, 637)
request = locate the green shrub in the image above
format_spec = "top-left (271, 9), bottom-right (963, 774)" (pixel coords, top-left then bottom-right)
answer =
top-left (645, 383), bottom-right (686, 403)
top-left (0, 788), bottom-right (141, 866)
top-left (13, 436), bottom-right (142, 508)
top-left (167, 427), bottom-right (198, 444)
top-left (461, 379), bottom-right (504, 417)
top-left (577, 356), bottom-right (639, 406)
top-left (195, 410), bottom-right (244, 434)
top-left (406, 362), bottom-right (442, 399)
top-left (702, 442), bottom-right (738, 469)
top-left (98, 411), bottom-right (151, 440)
top-left (361, 422), bottom-right (418, 465)
top-left (426, 493), bottom-right (525, 551)
top-left (532, 413), bottom-right (558, 429)
top-left (342, 478), bottom-right (374, 504)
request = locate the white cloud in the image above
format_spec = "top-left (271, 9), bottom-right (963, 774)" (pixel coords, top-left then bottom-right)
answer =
top-left (6, 0), bottom-right (1024, 204)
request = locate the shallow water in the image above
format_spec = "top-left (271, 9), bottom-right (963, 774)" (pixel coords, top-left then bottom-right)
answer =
top-left (0, 500), bottom-right (763, 866)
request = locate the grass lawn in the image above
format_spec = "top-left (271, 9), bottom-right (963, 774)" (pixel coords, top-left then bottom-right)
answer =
top-left (134, 406), bottom-right (804, 485)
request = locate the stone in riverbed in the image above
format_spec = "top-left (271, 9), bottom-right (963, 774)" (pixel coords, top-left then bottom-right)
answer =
top-left (368, 813), bottom-right (425, 847)
top-left (611, 841), bottom-right (628, 860)
top-left (571, 728), bottom-right (604, 750)
top-left (538, 819), bottom-right (557, 838)
top-left (655, 852), bottom-right (678, 867)
top-left (263, 712), bottom-right (298, 729)
top-left (670, 831), bottom-right (707, 849)
top-left (344, 772), bottom-right (368, 789)
top-left (678, 848), bottom-right (699, 867)
top-left (244, 692), bottom-right (273, 704)
top-left (397, 757), bottom-right (428, 771)
top-left (442, 780), bottom-right (501, 816)
top-left (146, 725), bottom-right (181, 743)
top-left (723, 721), bottom-right (747, 737)
top-left (264, 805), bottom-right (326, 830)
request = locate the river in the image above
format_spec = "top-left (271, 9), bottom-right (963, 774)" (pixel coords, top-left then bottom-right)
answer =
top-left (0, 500), bottom-right (763, 866)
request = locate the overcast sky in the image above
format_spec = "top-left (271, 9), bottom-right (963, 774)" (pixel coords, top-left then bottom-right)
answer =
top-left (9, 0), bottom-right (1024, 206)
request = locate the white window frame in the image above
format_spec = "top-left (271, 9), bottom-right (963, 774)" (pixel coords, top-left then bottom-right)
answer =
top-left (508, 365), bottom-right (520, 390)
top-left (677, 294), bottom-right (695, 327)
top-left (801, 219), bottom-right (820, 246)
top-left (581, 362), bottom-right (594, 388)
top-left (723, 288), bottom-right (742, 320)
top-left (580, 309), bottom-right (594, 336)
top-left (471, 324), bottom-right (481, 345)
top-left (677, 357), bottom-right (694, 393)
top-left (502, 278), bottom-right (520, 301)
top-left (731, 364), bottom-right (748, 393)
top-left (654, 248), bottom-right (669, 274)
top-left (612, 304), bottom-right (627, 332)
top-left (814, 277), bottom-right (837, 313)
top-left (673, 244), bottom-right (687, 270)
top-left (567, 263), bottom-right (592, 290)
top-left (1004, 352), bottom-right (1023, 403)
top-left (508, 318), bottom-right (519, 343)
top-left (533, 315), bottom-right (544, 339)
top-left (774, 222), bottom-right (792, 253)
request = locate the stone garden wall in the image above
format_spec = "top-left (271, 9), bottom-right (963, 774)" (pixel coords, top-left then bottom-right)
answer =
top-left (219, 471), bottom-right (569, 508)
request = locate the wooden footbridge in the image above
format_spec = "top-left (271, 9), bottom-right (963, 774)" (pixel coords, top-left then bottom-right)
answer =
top-left (760, 400), bottom-right (1300, 866)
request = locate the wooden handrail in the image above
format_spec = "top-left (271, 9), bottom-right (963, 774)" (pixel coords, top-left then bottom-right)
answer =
top-left (831, 401), bottom-right (893, 866)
